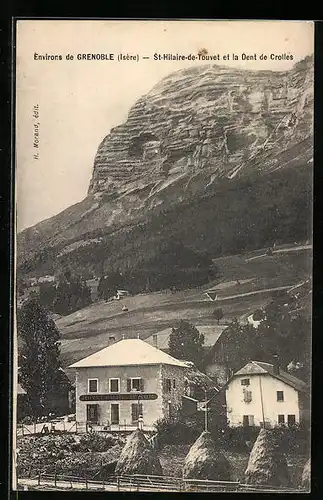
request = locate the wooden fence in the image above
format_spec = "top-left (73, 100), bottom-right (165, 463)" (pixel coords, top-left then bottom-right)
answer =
top-left (17, 420), bottom-right (77, 436)
top-left (21, 472), bottom-right (305, 493)
top-left (17, 420), bottom-right (155, 436)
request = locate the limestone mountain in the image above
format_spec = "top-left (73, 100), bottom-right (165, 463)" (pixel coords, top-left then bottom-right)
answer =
top-left (17, 56), bottom-right (313, 278)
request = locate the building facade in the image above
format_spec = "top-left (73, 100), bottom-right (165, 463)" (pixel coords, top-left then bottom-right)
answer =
top-left (224, 361), bottom-right (308, 428)
top-left (69, 338), bottom-right (186, 430)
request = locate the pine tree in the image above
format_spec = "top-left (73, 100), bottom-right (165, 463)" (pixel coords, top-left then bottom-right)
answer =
top-left (18, 297), bottom-right (70, 416)
top-left (168, 320), bottom-right (205, 369)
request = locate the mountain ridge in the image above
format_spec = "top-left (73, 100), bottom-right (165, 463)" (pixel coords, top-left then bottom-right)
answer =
top-left (17, 56), bottom-right (313, 278)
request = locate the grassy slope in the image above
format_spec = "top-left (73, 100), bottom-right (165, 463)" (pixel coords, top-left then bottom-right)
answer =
top-left (57, 245), bottom-right (311, 371)
top-left (18, 163), bottom-right (312, 279)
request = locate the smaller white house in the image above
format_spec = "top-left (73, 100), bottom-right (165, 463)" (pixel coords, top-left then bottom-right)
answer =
top-left (224, 360), bottom-right (309, 428)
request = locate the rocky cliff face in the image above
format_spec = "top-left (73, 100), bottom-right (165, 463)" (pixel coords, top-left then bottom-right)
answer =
top-left (17, 56), bottom-right (313, 274)
top-left (88, 57), bottom-right (313, 200)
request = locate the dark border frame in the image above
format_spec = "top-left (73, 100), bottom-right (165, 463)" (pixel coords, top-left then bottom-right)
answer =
top-left (1, 15), bottom-right (322, 500)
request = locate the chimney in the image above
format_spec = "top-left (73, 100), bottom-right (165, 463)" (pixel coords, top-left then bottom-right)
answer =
top-left (153, 334), bottom-right (158, 348)
top-left (273, 354), bottom-right (280, 375)
top-left (108, 336), bottom-right (116, 345)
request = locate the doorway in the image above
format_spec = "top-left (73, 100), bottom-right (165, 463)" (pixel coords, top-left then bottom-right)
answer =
top-left (111, 404), bottom-right (120, 425)
top-left (86, 404), bottom-right (98, 423)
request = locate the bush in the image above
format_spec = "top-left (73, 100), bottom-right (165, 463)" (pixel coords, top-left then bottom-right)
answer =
top-left (55, 446), bottom-right (122, 479)
top-left (155, 416), bottom-right (200, 446)
top-left (78, 432), bottom-right (120, 452)
top-left (214, 424), bottom-right (310, 454)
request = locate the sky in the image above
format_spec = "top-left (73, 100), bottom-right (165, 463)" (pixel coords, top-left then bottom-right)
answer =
top-left (15, 20), bottom-right (314, 232)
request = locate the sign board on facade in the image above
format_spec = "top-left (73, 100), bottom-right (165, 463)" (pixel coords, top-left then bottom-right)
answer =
top-left (80, 393), bottom-right (158, 402)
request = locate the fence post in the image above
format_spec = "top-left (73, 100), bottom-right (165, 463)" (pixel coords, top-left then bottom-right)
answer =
top-left (75, 420), bottom-right (78, 434)
top-left (34, 422), bottom-right (36, 434)
top-left (54, 471), bottom-right (57, 487)
top-left (117, 477), bottom-right (120, 491)
top-left (85, 474), bottom-right (88, 490)
top-left (63, 420), bottom-right (65, 432)
top-left (22, 424), bottom-right (24, 437)
top-left (38, 471), bottom-right (41, 486)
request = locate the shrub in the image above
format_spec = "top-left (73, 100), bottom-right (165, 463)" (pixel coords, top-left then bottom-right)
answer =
top-left (78, 432), bottom-right (120, 452)
top-left (215, 424), bottom-right (310, 454)
top-left (155, 415), bottom-right (200, 446)
top-left (55, 446), bottom-right (122, 479)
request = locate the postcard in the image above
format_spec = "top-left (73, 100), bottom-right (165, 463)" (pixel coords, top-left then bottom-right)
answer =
top-left (14, 19), bottom-right (313, 492)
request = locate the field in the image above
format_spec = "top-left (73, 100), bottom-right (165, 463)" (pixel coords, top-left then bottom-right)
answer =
top-left (55, 244), bottom-right (311, 370)
top-left (159, 444), bottom-right (307, 486)
top-left (16, 435), bottom-right (307, 488)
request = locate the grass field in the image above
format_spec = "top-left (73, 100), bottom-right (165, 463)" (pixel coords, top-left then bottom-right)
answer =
top-left (56, 244), bottom-right (311, 370)
top-left (158, 444), bottom-right (307, 486)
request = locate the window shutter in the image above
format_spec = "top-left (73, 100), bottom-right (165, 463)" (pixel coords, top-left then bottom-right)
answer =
top-left (140, 379), bottom-right (144, 392)
top-left (139, 403), bottom-right (143, 416)
top-left (244, 390), bottom-right (252, 403)
top-left (127, 379), bottom-right (131, 392)
top-left (131, 404), bottom-right (137, 421)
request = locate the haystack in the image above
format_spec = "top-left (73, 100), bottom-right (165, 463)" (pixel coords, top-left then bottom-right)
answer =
top-left (115, 429), bottom-right (163, 476)
top-left (183, 431), bottom-right (231, 480)
top-left (244, 429), bottom-right (290, 487)
top-left (300, 458), bottom-right (310, 490)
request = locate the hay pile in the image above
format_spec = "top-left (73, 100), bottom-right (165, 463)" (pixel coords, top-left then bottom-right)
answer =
top-left (244, 429), bottom-right (290, 487)
top-left (300, 458), bottom-right (310, 490)
top-left (183, 431), bottom-right (231, 480)
top-left (115, 429), bottom-right (163, 476)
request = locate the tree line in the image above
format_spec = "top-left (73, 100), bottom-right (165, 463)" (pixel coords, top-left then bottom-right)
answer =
top-left (168, 293), bottom-right (310, 383)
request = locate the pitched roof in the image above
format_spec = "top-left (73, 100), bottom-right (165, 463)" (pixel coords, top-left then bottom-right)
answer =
top-left (145, 325), bottom-right (226, 350)
top-left (233, 360), bottom-right (307, 392)
top-left (183, 363), bottom-right (219, 391)
top-left (69, 338), bottom-right (187, 369)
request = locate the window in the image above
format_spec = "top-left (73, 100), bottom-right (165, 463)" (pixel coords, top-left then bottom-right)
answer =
top-left (88, 378), bottom-right (98, 393)
top-left (287, 414), bottom-right (296, 427)
top-left (277, 391), bottom-right (284, 402)
top-left (278, 414), bottom-right (285, 424)
top-left (164, 378), bottom-right (172, 393)
top-left (241, 378), bottom-right (250, 386)
top-left (173, 379), bottom-right (176, 389)
top-left (131, 403), bottom-right (143, 423)
top-left (109, 378), bottom-right (120, 393)
top-left (243, 390), bottom-right (252, 403)
top-left (243, 415), bottom-right (254, 427)
top-left (127, 378), bottom-right (144, 392)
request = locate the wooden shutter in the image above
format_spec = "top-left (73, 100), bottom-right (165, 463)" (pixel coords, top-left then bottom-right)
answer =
top-left (140, 379), bottom-right (144, 392)
top-left (131, 403), bottom-right (138, 422)
top-left (127, 379), bottom-right (131, 392)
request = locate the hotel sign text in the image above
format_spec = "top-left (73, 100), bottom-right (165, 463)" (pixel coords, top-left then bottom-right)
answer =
top-left (80, 393), bottom-right (158, 402)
